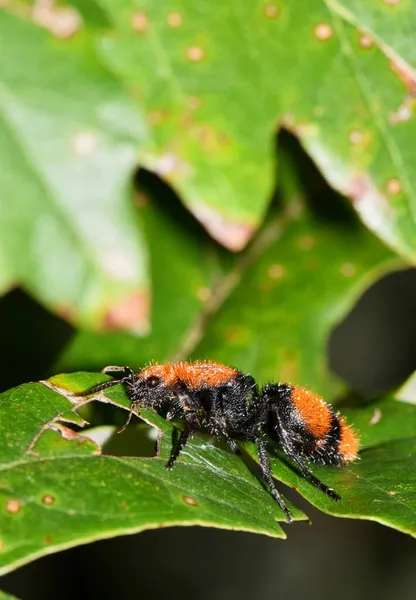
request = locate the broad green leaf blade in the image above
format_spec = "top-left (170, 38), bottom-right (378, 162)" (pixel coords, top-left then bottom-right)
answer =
top-left (344, 397), bottom-right (416, 450)
top-left (241, 393), bottom-right (416, 537)
top-left (397, 370), bottom-right (416, 404)
top-left (192, 203), bottom-right (397, 399)
top-left (57, 175), bottom-right (224, 371)
top-left (58, 136), bottom-right (401, 403)
top-left (330, 0), bottom-right (416, 71)
top-left (0, 11), bottom-right (149, 332)
top-left (267, 437), bottom-right (416, 538)
top-left (0, 590), bottom-right (21, 600)
top-left (0, 374), bottom-right (303, 576)
top-left (78, 0), bottom-right (416, 258)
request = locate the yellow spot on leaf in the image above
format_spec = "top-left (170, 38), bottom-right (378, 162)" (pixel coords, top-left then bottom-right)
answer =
top-left (6, 499), bottom-right (21, 514)
top-left (267, 264), bottom-right (286, 279)
top-left (358, 32), bottom-right (373, 48)
top-left (42, 494), bottom-right (56, 505)
top-left (183, 495), bottom-right (198, 506)
top-left (167, 12), bottom-right (182, 27)
top-left (386, 178), bottom-right (402, 196)
top-left (298, 235), bottom-right (315, 250)
top-left (263, 4), bottom-right (279, 18)
top-left (187, 46), bottom-right (205, 62)
top-left (340, 262), bottom-right (357, 277)
top-left (131, 11), bottom-right (149, 32)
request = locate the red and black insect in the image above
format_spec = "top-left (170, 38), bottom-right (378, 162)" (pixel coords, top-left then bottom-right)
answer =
top-left (80, 360), bottom-right (359, 522)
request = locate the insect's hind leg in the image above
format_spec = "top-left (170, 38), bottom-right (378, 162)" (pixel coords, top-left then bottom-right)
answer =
top-left (256, 438), bottom-right (292, 523)
top-left (271, 407), bottom-right (341, 502)
top-left (288, 453), bottom-right (341, 501)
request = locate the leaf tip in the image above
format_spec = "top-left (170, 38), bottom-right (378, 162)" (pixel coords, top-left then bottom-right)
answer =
top-left (192, 203), bottom-right (255, 251)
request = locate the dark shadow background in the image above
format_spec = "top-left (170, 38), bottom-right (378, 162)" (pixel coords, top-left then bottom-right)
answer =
top-left (1, 134), bottom-right (416, 599)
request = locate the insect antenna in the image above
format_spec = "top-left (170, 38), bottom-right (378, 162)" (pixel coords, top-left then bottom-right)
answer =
top-left (76, 376), bottom-right (133, 397)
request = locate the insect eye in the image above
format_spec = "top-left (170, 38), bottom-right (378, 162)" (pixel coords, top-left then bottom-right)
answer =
top-left (145, 376), bottom-right (162, 388)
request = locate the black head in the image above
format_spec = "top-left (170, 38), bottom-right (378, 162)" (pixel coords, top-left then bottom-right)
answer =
top-left (126, 372), bottom-right (170, 408)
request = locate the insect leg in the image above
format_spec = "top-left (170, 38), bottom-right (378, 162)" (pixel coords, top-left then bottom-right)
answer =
top-left (256, 438), bottom-right (292, 523)
top-left (166, 425), bottom-right (194, 470)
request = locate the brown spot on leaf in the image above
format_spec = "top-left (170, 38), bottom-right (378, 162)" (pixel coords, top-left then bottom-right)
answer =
top-left (187, 46), bottom-right (205, 62)
top-left (6, 499), bottom-right (21, 514)
top-left (192, 203), bottom-right (254, 251)
top-left (298, 235), bottom-right (315, 250)
top-left (132, 10), bottom-right (149, 32)
top-left (183, 495), bottom-right (198, 507)
top-left (267, 264), bottom-right (286, 279)
top-left (185, 96), bottom-right (203, 110)
top-left (340, 262), bottom-right (357, 277)
top-left (167, 12), bottom-right (182, 27)
top-left (369, 407), bottom-right (382, 425)
top-left (386, 178), bottom-right (402, 196)
top-left (358, 32), bottom-right (373, 49)
top-left (44, 536), bottom-right (53, 544)
top-left (314, 23), bottom-right (333, 41)
top-left (42, 494), bottom-right (56, 505)
top-left (105, 291), bottom-right (150, 335)
top-left (263, 4), bottom-right (279, 18)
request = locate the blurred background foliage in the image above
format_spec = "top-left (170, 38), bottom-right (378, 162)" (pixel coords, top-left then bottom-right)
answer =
top-left (1, 1), bottom-right (416, 599)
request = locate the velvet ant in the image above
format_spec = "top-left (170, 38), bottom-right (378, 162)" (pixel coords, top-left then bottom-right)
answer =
top-left (80, 360), bottom-right (359, 522)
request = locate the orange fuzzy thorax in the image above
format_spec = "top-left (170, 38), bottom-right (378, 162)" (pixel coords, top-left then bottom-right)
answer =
top-left (139, 361), bottom-right (238, 389)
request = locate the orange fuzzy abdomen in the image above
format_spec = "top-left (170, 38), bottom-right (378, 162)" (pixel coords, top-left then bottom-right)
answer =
top-left (338, 418), bottom-right (359, 463)
top-left (291, 387), bottom-right (333, 439)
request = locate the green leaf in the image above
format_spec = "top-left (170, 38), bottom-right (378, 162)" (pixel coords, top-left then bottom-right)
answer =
top-left (187, 135), bottom-right (399, 397)
top-left (2, 369), bottom-right (416, 576)
top-left (253, 436), bottom-right (416, 538)
top-left (58, 172), bottom-right (224, 370)
top-left (0, 590), bottom-right (21, 600)
top-left (246, 396), bottom-right (416, 538)
top-left (0, 10), bottom-right (149, 332)
top-left (344, 396), bottom-right (416, 450)
top-left (1, 373), bottom-right (306, 576)
top-left (59, 141), bottom-right (400, 399)
top-left (70, 0), bottom-right (416, 258)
